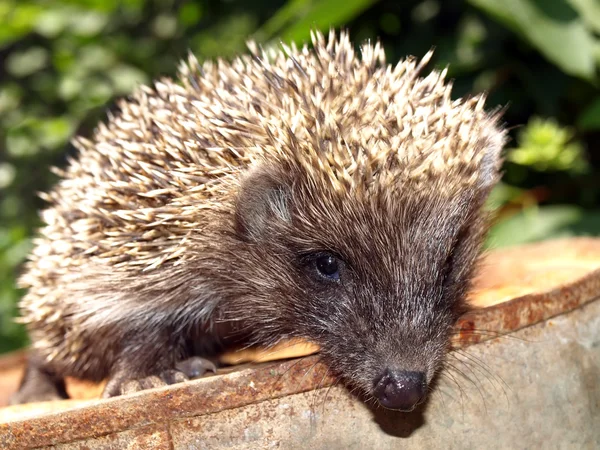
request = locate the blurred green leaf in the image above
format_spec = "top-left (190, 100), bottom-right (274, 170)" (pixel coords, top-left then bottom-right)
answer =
top-left (78, 45), bottom-right (117, 71)
top-left (485, 182), bottom-right (526, 211)
top-left (2, 238), bottom-right (32, 268)
top-left (411, 0), bottom-right (441, 23)
top-left (69, 10), bottom-right (108, 36)
top-left (191, 15), bottom-right (256, 59)
top-left (507, 117), bottom-right (588, 173)
top-left (258, 0), bottom-right (376, 43)
top-left (577, 97), bottom-right (600, 131)
top-left (379, 13), bottom-right (401, 36)
top-left (487, 206), bottom-right (600, 248)
top-left (1, 195), bottom-right (21, 219)
top-left (569, 0), bottom-right (600, 33)
top-left (455, 15), bottom-right (487, 69)
top-left (35, 8), bottom-right (70, 38)
top-left (108, 65), bottom-right (149, 94)
top-left (58, 74), bottom-right (84, 100)
top-left (178, 3), bottom-right (203, 28)
top-left (152, 14), bottom-right (178, 39)
top-left (468, 0), bottom-right (597, 80)
top-left (0, 86), bottom-right (21, 113)
top-left (6, 132), bottom-right (36, 158)
top-left (36, 117), bottom-right (76, 149)
top-left (6, 47), bottom-right (49, 77)
top-left (0, 163), bottom-right (16, 189)
top-left (0, 2), bottom-right (44, 46)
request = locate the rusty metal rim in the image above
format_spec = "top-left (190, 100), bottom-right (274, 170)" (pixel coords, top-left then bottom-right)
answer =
top-left (1, 267), bottom-right (600, 448)
top-left (454, 267), bottom-right (600, 347)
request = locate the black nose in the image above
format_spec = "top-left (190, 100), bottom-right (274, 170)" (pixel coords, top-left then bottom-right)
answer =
top-left (373, 370), bottom-right (426, 411)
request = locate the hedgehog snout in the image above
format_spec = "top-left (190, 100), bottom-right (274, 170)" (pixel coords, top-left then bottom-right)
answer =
top-left (373, 369), bottom-right (426, 411)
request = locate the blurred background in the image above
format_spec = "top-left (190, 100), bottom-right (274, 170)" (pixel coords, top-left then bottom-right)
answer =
top-left (0, 0), bottom-right (599, 354)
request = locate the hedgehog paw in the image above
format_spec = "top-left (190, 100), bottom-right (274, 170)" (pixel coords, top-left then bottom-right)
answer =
top-left (118, 372), bottom-right (180, 395)
top-left (104, 359), bottom-right (217, 397)
top-left (175, 356), bottom-right (217, 379)
top-left (10, 359), bottom-right (68, 405)
top-left (10, 384), bottom-right (67, 405)
top-left (104, 371), bottom-right (177, 397)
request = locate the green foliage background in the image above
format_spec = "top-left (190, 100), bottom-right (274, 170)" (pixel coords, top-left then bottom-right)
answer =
top-left (1, 0), bottom-right (599, 353)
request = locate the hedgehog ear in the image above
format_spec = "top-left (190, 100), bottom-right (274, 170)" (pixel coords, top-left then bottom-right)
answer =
top-left (235, 168), bottom-right (292, 241)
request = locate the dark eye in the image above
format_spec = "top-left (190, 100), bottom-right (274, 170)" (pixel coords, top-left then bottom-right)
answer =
top-left (315, 253), bottom-right (340, 281)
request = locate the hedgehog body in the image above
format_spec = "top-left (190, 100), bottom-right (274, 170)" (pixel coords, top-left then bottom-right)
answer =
top-left (15, 31), bottom-right (505, 409)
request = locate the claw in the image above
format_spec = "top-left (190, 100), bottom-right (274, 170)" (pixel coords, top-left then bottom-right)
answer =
top-left (175, 356), bottom-right (217, 379)
top-left (120, 379), bottom-right (144, 395)
top-left (161, 369), bottom-right (189, 384)
top-left (103, 357), bottom-right (218, 397)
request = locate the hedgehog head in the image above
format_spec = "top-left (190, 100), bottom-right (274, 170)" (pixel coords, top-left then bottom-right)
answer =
top-left (227, 31), bottom-right (506, 411)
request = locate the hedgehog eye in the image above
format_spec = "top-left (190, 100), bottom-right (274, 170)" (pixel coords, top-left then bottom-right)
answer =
top-left (314, 253), bottom-right (340, 281)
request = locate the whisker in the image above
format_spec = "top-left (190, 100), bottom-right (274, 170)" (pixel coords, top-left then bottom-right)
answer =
top-left (311, 365), bottom-right (332, 414)
top-left (298, 356), bottom-right (324, 387)
top-left (451, 328), bottom-right (535, 344)
top-left (439, 369), bottom-right (467, 403)
top-left (438, 368), bottom-right (468, 419)
top-left (444, 360), bottom-right (488, 415)
top-left (321, 377), bottom-right (341, 417)
top-left (273, 357), bottom-right (306, 389)
top-left (452, 349), bottom-right (512, 406)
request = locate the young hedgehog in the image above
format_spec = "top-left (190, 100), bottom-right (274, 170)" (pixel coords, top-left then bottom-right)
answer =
top-left (13, 30), bottom-right (506, 411)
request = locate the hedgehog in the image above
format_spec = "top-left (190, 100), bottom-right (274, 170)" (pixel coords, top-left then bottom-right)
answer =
top-left (12, 30), bottom-right (506, 411)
